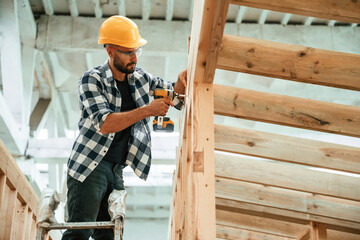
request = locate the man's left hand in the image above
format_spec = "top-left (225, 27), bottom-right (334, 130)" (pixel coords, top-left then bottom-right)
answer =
top-left (175, 69), bottom-right (187, 94)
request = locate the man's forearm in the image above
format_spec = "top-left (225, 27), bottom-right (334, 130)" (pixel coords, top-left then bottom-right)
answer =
top-left (100, 106), bottom-right (151, 134)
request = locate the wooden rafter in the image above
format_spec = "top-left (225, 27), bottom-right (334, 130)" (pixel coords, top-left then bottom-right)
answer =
top-left (215, 125), bottom-right (360, 174)
top-left (215, 153), bottom-right (360, 201)
top-left (214, 84), bottom-right (360, 137)
top-left (216, 177), bottom-right (360, 224)
top-left (217, 35), bottom-right (360, 91)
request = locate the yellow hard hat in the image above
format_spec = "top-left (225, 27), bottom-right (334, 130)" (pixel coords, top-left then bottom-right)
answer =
top-left (98, 16), bottom-right (147, 48)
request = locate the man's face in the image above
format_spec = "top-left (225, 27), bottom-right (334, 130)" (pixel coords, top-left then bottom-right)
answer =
top-left (110, 45), bottom-right (140, 74)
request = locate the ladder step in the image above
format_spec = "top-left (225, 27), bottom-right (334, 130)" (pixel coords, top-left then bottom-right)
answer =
top-left (39, 221), bottom-right (115, 230)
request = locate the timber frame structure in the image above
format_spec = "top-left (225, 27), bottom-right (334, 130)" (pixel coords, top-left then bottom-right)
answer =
top-left (0, 140), bottom-right (40, 239)
top-left (169, 0), bottom-right (360, 240)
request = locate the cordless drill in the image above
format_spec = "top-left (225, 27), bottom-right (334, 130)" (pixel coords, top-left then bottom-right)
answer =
top-left (152, 89), bottom-right (186, 132)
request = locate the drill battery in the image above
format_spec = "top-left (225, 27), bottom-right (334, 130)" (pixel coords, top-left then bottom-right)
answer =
top-left (153, 117), bottom-right (174, 132)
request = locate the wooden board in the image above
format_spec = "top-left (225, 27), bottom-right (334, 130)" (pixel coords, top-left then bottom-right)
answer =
top-left (0, 140), bottom-right (39, 213)
top-left (214, 124), bottom-right (360, 174)
top-left (217, 224), bottom-right (297, 240)
top-left (230, 0), bottom-right (360, 23)
top-left (216, 177), bottom-right (360, 223)
top-left (214, 84), bottom-right (360, 137)
top-left (215, 153), bottom-right (360, 201)
top-left (216, 208), bottom-right (305, 238)
top-left (217, 35), bottom-right (360, 91)
top-left (216, 198), bottom-right (360, 234)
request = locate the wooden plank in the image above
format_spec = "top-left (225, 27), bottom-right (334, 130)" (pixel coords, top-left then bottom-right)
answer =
top-left (185, 121), bottom-right (194, 240)
top-left (215, 153), bottom-right (360, 201)
top-left (0, 139), bottom-right (39, 214)
top-left (217, 224), bottom-right (297, 240)
top-left (217, 35), bottom-right (360, 91)
top-left (0, 186), bottom-right (16, 239)
top-left (327, 229), bottom-right (360, 240)
top-left (30, 213), bottom-right (37, 240)
top-left (216, 208), bottom-right (305, 238)
top-left (11, 199), bottom-right (27, 240)
top-left (216, 197), bottom-right (360, 234)
top-left (297, 228), bottom-right (310, 240)
top-left (310, 222), bottom-right (327, 240)
top-left (214, 125), bottom-right (360, 174)
top-left (189, 0), bottom-right (230, 84)
top-left (214, 84), bottom-right (360, 137)
top-left (230, 0), bottom-right (360, 23)
top-left (191, 83), bottom-right (216, 239)
top-left (0, 174), bottom-right (5, 211)
top-left (24, 207), bottom-right (33, 240)
top-left (215, 177), bottom-right (360, 223)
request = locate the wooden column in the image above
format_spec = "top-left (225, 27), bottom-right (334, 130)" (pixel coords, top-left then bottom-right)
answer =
top-left (310, 222), bottom-right (327, 240)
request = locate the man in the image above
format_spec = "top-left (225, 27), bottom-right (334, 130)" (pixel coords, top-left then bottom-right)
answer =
top-left (62, 16), bottom-right (187, 240)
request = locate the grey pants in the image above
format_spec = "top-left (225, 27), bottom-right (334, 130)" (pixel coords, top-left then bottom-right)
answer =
top-left (62, 160), bottom-right (125, 240)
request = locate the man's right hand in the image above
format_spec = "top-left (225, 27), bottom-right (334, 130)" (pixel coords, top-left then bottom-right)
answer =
top-left (147, 98), bottom-right (173, 116)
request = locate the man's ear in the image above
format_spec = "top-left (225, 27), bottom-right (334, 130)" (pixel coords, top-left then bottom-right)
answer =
top-left (106, 45), bottom-right (114, 58)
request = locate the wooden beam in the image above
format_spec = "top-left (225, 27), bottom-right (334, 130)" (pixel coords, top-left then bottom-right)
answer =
top-left (217, 35), bottom-right (360, 91)
top-left (230, 0), bottom-right (360, 23)
top-left (216, 198), bottom-right (360, 234)
top-left (0, 140), bottom-right (39, 214)
top-left (214, 125), bottom-right (360, 174)
top-left (189, 0), bottom-right (230, 84)
top-left (215, 153), bottom-right (360, 201)
top-left (183, 0), bottom-right (231, 238)
top-left (214, 84), bottom-right (360, 137)
top-left (217, 224), bottom-right (297, 240)
top-left (191, 82), bottom-right (216, 239)
top-left (297, 228), bottom-right (310, 240)
top-left (216, 177), bottom-right (360, 223)
top-left (310, 222), bottom-right (327, 240)
top-left (216, 208), bottom-right (305, 238)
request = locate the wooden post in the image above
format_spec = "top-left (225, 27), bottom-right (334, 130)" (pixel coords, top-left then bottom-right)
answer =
top-left (310, 221), bottom-right (327, 240)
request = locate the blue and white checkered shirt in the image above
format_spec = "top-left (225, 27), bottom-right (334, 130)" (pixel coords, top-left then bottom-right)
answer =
top-left (67, 61), bottom-right (183, 182)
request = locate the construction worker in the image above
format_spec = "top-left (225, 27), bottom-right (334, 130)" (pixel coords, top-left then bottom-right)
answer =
top-left (62, 16), bottom-right (187, 240)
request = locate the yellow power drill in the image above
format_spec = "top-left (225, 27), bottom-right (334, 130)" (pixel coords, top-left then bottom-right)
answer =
top-left (152, 89), bottom-right (186, 132)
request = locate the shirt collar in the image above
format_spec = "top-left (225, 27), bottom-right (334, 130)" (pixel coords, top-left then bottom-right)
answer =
top-left (103, 59), bottom-right (134, 83)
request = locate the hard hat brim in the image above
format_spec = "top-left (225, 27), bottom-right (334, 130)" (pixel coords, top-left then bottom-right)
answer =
top-left (98, 37), bottom-right (147, 49)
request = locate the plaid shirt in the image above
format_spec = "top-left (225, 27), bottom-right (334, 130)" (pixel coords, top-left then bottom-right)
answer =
top-left (68, 61), bottom-right (183, 182)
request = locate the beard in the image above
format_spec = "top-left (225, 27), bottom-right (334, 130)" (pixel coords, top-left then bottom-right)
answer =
top-left (113, 54), bottom-right (137, 74)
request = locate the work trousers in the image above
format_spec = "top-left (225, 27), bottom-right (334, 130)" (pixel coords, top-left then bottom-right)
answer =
top-left (62, 160), bottom-right (125, 240)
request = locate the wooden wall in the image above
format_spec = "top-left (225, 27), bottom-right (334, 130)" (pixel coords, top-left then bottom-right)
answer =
top-left (169, 0), bottom-right (360, 239)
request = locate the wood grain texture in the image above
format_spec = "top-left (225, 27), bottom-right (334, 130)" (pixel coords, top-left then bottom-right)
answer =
top-left (215, 153), bottom-right (360, 201)
top-left (214, 84), bottom-right (360, 137)
top-left (217, 35), bottom-right (360, 91)
top-left (216, 208), bottom-right (305, 238)
top-left (216, 177), bottom-right (360, 223)
top-left (310, 221), bottom-right (327, 240)
top-left (216, 197), bottom-right (360, 234)
top-left (214, 124), bottom-right (360, 174)
top-left (217, 224), bottom-right (297, 240)
top-left (191, 83), bottom-right (216, 239)
top-left (230, 0), bottom-right (360, 23)
top-left (0, 140), bottom-right (39, 213)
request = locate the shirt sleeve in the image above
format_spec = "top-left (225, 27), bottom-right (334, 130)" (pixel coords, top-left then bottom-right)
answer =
top-left (145, 71), bottom-right (184, 110)
top-left (79, 73), bottom-right (113, 132)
